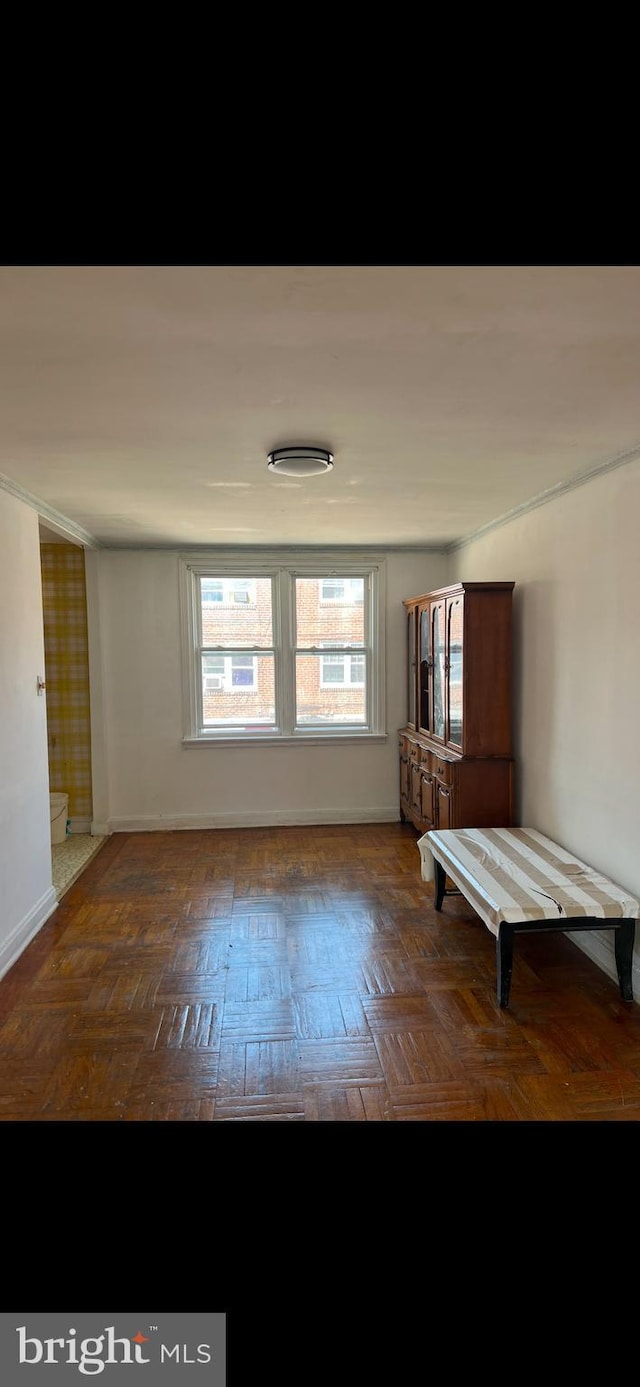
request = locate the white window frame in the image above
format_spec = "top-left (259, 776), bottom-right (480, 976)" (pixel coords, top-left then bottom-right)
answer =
top-left (179, 551), bottom-right (386, 746)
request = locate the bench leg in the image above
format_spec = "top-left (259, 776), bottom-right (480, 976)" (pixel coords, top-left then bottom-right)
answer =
top-left (496, 924), bottom-right (514, 1008)
top-left (434, 859), bottom-right (446, 911)
top-left (614, 920), bottom-right (635, 1002)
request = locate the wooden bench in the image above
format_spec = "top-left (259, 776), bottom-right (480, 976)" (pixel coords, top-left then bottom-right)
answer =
top-left (419, 826), bottom-right (639, 1008)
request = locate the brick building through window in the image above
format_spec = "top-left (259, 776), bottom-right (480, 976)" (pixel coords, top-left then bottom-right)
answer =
top-left (200, 576), bottom-right (366, 727)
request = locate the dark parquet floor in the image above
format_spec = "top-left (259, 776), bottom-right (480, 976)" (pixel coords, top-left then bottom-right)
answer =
top-left (2, 822), bottom-right (640, 1120)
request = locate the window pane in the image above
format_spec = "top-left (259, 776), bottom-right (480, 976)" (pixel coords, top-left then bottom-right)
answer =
top-left (296, 654), bottom-right (366, 725)
top-left (202, 653), bottom-right (275, 727)
top-left (200, 576), bottom-right (273, 647)
top-left (296, 577), bottom-right (365, 647)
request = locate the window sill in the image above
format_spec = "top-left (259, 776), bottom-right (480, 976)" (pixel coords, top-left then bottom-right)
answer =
top-left (182, 733), bottom-right (388, 748)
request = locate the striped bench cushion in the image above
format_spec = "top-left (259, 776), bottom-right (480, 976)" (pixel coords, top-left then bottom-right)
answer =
top-left (420, 827), bottom-right (640, 938)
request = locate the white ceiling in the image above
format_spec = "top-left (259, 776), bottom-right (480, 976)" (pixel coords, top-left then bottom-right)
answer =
top-left (2, 263), bottom-right (640, 549)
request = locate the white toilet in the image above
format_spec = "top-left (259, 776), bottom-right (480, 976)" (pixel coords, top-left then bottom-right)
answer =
top-left (50, 792), bottom-right (69, 845)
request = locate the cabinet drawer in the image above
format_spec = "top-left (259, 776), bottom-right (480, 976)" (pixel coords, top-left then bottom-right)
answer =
top-left (433, 755), bottom-right (452, 783)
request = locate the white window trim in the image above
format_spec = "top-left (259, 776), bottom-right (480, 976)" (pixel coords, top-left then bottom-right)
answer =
top-left (179, 551), bottom-right (386, 745)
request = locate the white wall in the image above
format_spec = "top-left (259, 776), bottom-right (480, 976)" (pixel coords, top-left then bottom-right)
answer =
top-left (89, 549), bottom-right (447, 831)
top-left (446, 456), bottom-right (640, 990)
top-left (0, 490), bottom-right (56, 977)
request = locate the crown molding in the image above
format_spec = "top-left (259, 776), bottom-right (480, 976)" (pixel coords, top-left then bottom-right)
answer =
top-left (0, 472), bottom-right (100, 548)
top-left (446, 440), bottom-right (640, 554)
top-left (100, 541), bottom-right (448, 553)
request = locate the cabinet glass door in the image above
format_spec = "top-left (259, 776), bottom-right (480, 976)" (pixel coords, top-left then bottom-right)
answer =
top-left (447, 595), bottom-right (464, 749)
top-left (418, 602), bottom-right (431, 734)
top-left (407, 608), bottom-right (417, 728)
top-left (431, 601), bottom-right (446, 742)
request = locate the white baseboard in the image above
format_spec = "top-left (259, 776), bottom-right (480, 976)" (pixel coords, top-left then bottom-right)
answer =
top-left (106, 806), bottom-right (401, 832)
top-left (68, 817), bottom-right (92, 834)
top-left (91, 820), bottom-right (111, 836)
top-left (568, 927), bottom-right (640, 1005)
top-left (0, 886), bottom-right (58, 982)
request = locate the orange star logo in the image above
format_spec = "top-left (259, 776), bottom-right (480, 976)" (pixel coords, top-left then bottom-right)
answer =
top-left (132, 1332), bottom-right (150, 1344)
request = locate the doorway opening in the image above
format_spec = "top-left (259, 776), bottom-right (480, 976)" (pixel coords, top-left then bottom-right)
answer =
top-left (39, 521), bottom-right (106, 897)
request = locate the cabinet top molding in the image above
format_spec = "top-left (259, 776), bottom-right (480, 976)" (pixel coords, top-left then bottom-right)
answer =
top-left (403, 580), bottom-right (515, 606)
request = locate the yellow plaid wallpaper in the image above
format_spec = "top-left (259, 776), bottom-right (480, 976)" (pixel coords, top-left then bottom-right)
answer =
top-left (40, 544), bottom-right (93, 822)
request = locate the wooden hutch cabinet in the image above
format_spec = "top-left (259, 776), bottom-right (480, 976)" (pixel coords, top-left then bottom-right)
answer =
top-left (399, 581), bottom-right (515, 833)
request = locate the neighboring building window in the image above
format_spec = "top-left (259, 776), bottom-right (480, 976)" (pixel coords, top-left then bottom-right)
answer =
top-left (201, 580), bottom-right (224, 603)
top-left (319, 577), bottom-right (364, 603)
top-left (180, 555), bottom-right (386, 741)
top-left (320, 647), bottom-right (366, 687)
top-left (203, 654), bottom-right (258, 692)
top-left (201, 578), bottom-right (256, 604)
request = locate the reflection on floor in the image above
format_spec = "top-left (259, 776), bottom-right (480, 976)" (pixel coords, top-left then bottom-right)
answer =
top-left (52, 834), bottom-right (108, 900)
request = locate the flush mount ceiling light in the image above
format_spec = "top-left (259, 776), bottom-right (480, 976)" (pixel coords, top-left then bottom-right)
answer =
top-left (267, 446), bottom-right (334, 478)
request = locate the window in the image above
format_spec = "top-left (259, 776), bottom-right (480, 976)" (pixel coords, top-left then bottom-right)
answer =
top-left (180, 554), bottom-right (386, 743)
top-left (203, 654), bottom-right (258, 692)
top-left (201, 578), bottom-right (256, 605)
top-left (319, 577), bottom-right (364, 603)
top-left (320, 646), bottom-right (366, 688)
